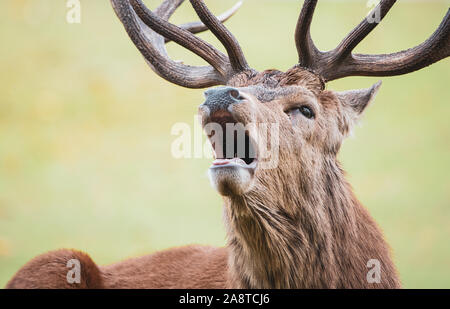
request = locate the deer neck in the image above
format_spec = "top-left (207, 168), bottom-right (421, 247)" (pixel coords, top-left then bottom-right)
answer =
top-left (223, 157), bottom-right (398, 288)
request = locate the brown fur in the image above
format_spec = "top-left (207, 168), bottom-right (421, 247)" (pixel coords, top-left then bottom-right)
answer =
top-left (6, 250), bottom-right (103, 289)
top-left (6, 67), bottom-right (401, 289)
top-left (7, 246), bottom-right (228, 289)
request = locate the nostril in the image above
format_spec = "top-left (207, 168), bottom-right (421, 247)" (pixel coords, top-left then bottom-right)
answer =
top-left (203, 87), bottom-right (244, 110)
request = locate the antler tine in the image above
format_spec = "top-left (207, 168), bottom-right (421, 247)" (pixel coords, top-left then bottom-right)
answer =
top-left (333, 8), bottom-right (450, 80)
top-left (189, 0), bottom-right (250, 74)
top-left (112, 0), bottom-right (227, 88)
top-left (333, 0), bottom-right (397, 60)
top-left (295, 0), bottom-right (320, 68)
top-left (165, 1), bottom-right (243, 43)
top-left (154, 0), bottom-right (184, 20)
top-left (130, 0), bottom-right (230, 76)
top-left (295, 0), bottom-right (449, 82)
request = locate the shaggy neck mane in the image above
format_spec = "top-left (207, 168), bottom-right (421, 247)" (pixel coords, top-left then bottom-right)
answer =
top-left (224, 157), bottom-right (400, 289)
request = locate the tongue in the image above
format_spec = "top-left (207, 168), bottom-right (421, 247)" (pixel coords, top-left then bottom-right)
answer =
top-left (213, 158), bottom-right (246, 166)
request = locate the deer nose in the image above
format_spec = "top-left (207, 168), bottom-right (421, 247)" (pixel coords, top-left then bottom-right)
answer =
top-left (201, 87), bottom-right (243, 113)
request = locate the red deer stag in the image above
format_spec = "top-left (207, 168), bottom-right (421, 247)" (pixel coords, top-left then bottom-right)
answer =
top-left (6, 0), bottom-right (449, 289)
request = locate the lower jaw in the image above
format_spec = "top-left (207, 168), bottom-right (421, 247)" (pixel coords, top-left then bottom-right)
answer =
top-left (210, 158), bottom-right (257, 173)
top-left (208, 162), bottom-right (256, 196)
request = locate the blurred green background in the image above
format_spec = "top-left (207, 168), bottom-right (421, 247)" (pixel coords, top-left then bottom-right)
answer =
top-left (0, 0), bottom-right (449, 288)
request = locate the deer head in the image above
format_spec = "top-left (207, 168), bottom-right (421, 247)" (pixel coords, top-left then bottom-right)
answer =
top-left (112, 0), bottom-right (449, 197)
top-left (112, 0), bottom-right (449, 288)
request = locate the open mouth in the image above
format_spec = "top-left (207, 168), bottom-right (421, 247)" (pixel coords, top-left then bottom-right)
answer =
top-left (205, 110), bottom-right (257, 170)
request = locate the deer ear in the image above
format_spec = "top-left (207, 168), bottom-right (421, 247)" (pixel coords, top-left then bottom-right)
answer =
top-left (337, 81), bottom-right (382, 116)
top-left (335, 81), bottom-right (382, 135)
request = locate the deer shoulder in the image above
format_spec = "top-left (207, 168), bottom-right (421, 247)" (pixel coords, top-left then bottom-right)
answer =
top-left (7, 246), bottom-right (228, 289)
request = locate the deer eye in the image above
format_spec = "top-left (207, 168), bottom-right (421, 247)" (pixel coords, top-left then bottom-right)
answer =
top-left (299, 106), bottom-right (314, 119)
top-left (286, 106), bottom-right (315, 120)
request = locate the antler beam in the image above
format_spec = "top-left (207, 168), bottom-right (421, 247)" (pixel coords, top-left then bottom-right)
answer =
top-left (111, 0), bottom-right (248, 89)
top-left (295, 0), bottom-right (450, 81)
top-left (130, 0), bottom-right (229, 75)
top-left (189, 0), bottom-right (249, 73)
top-left (165, 1), bottom-right (243, 43)
top-left (295, 0), bottom-right (320, 69)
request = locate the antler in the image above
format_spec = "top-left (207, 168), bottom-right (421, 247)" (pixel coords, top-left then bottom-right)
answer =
top-left (295, 0), bottom-right (450, 82)
top-left (189, 0), bottom-right (249, 72)
top-left (111, 0), bottom-right (250, 89)
top-left (165, 1), bottom-right (243, 43)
